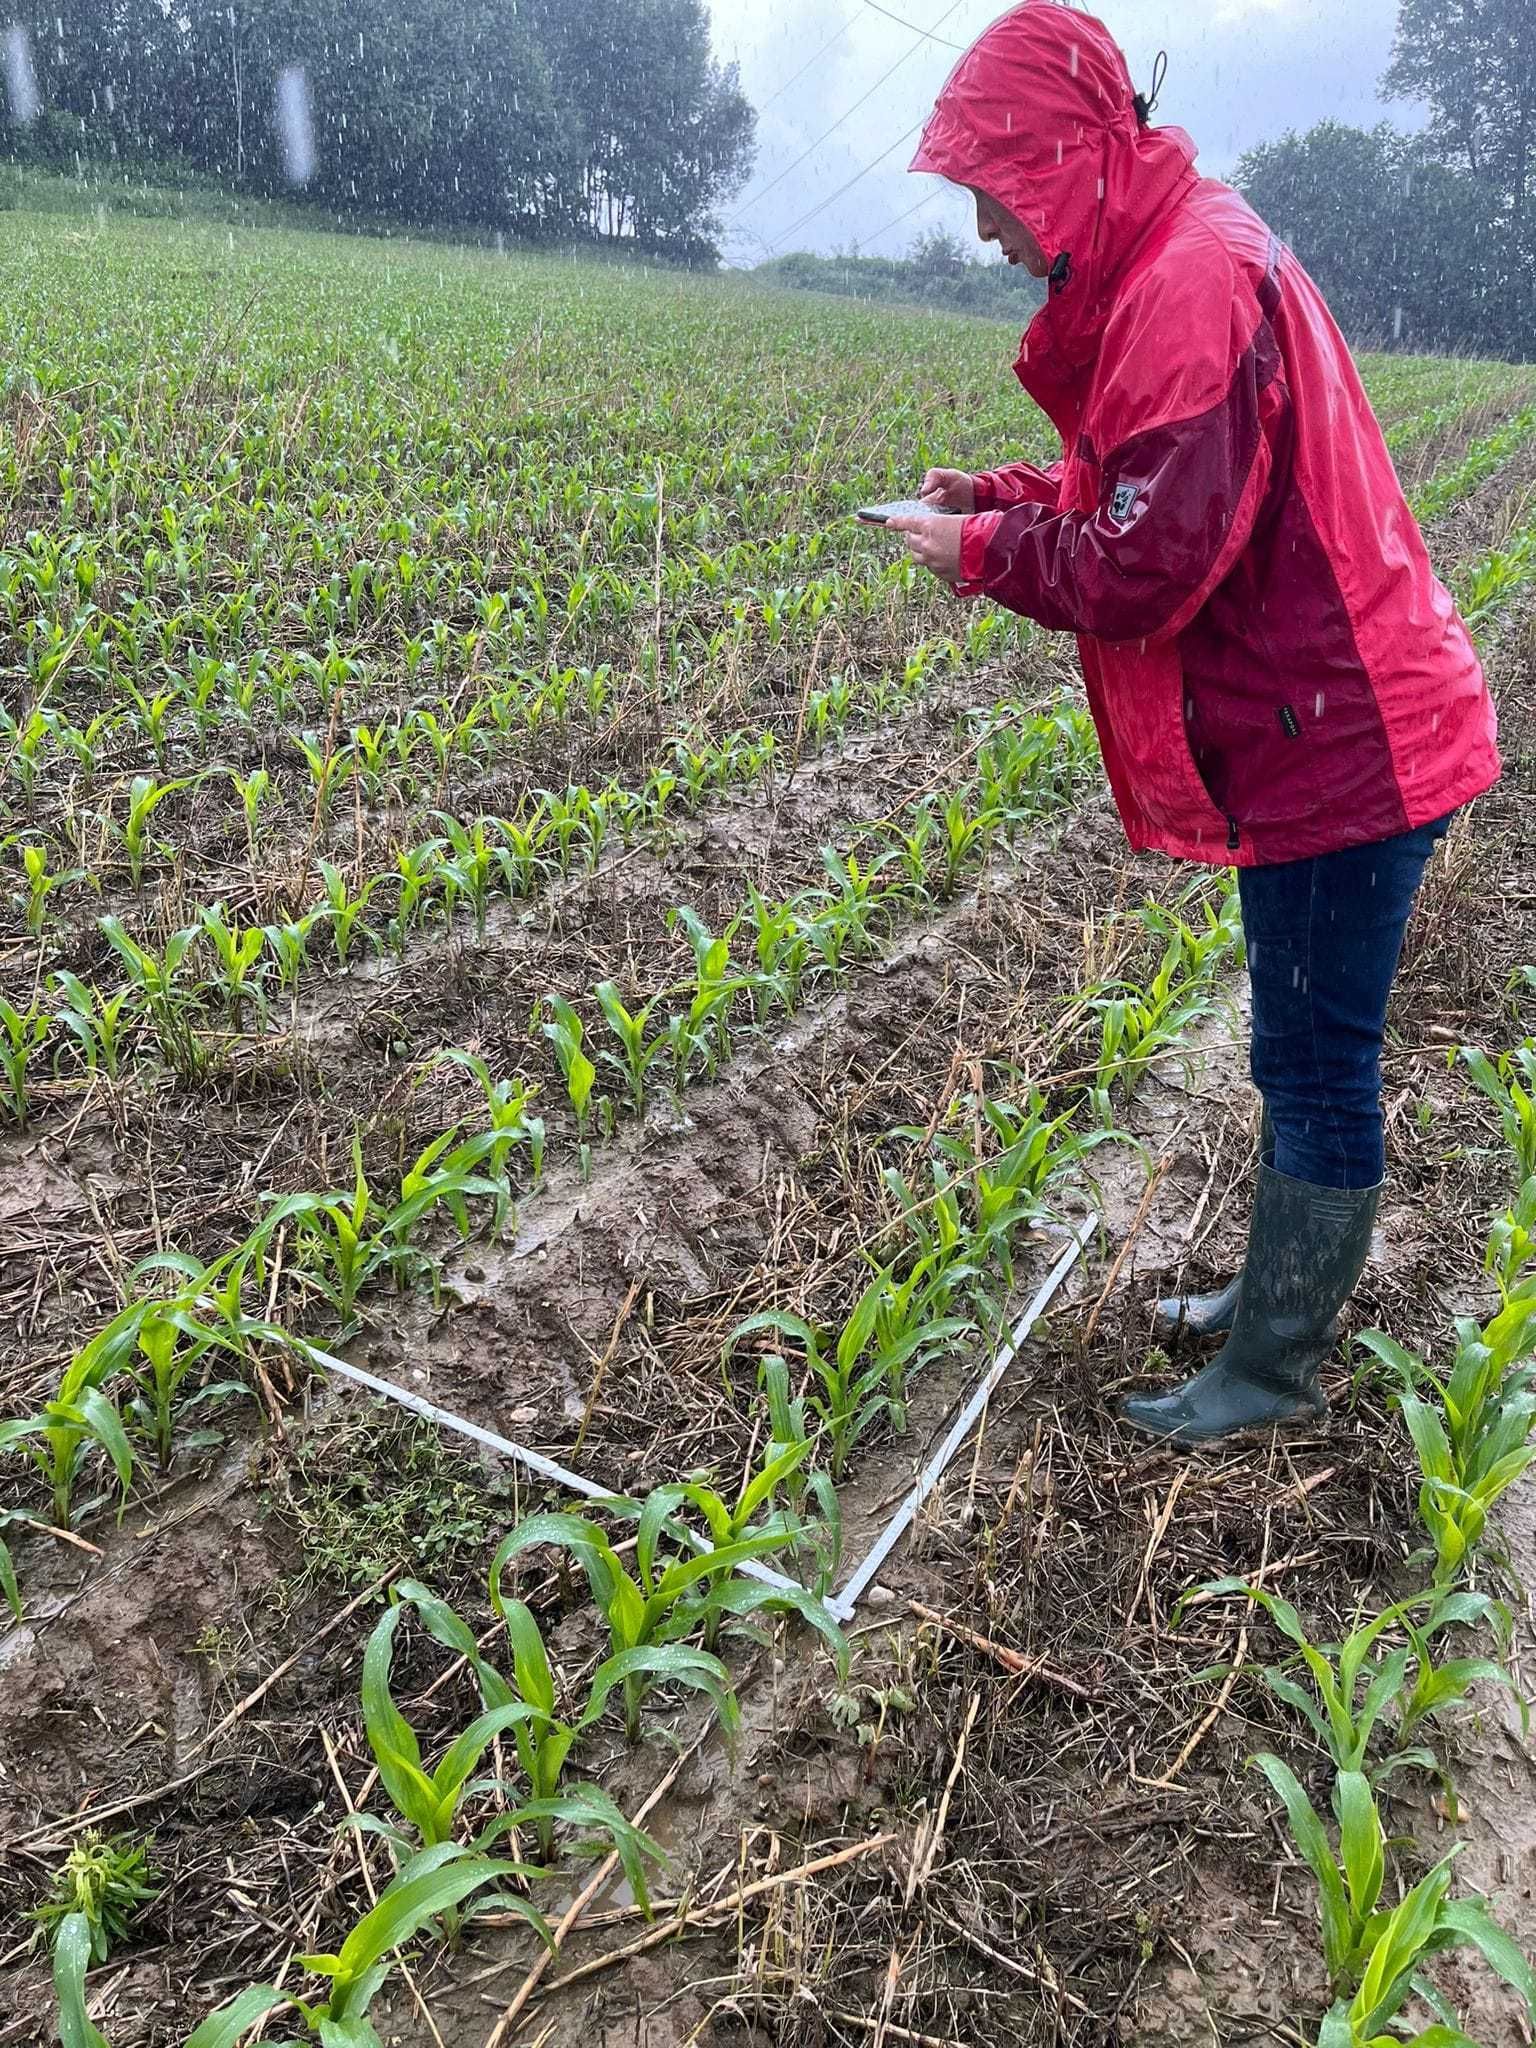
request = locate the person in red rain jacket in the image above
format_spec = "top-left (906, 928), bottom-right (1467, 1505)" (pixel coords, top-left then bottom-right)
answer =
top-left (889, 0), bottom-right (1500, 1448)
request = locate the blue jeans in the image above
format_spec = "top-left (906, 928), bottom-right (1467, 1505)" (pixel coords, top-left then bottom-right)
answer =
top-left (1238, 816), bottom-right (1452, 1190)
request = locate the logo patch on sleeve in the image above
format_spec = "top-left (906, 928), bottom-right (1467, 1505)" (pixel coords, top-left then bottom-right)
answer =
top-left (1109, 481), bottom-right (1139, 525)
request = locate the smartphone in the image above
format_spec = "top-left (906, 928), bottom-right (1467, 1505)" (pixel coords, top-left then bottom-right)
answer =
top-left (855, 498), bottom-right (959, 525)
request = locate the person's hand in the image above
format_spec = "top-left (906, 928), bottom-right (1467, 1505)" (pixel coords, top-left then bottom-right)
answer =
top-left (887, 512), bottom-right (965, 584)
top-left (919, 467), bottom-right (976, 513)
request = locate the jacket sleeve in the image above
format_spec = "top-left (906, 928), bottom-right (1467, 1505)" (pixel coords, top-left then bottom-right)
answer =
top-left (959, 270), bottom-right (1279, 643)
top-left (971, 460), bottom-right (1063, 511)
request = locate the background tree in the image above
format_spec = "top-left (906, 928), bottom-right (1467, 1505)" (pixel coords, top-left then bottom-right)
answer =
top-left (1384, 0), bottom-right (1536, 229)
top-left (4, 0), bottom-right (752, 259)
top-left (1235, 122), bottom-right (1518, 358)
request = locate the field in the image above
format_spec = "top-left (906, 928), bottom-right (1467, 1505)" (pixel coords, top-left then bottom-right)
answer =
top-left (3, 209), bottom-right (1536, 2048)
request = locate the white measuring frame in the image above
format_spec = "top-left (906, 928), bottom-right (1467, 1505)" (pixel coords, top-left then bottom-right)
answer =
top-left (302, 1211), bottom-right (1094, 1624)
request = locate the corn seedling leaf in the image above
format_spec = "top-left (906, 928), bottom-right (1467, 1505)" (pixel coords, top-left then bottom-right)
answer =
top-left (1433, 1896), bottom-right (1536, 2014)
top-left (52, 1912), bottom-right (109, 2048)
top-left (300, 1844), bottom-right (512, 2016)
top-left (692, 1579), bottom-right (851, 1681)
top-left (0, 1532), bottom-right (19, 1624)
top-left (183, 1986), bottom-right (297, 2048)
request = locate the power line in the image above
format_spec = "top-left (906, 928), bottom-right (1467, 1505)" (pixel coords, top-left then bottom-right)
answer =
top-left (756, 12), bottom-right (859, 115)
top-left (850, 185), bottom-right (945, 254)
top-left (728, 0), bottom-right (968, 225)
top-left (767, 120), bottom-right (925, 251)
top-left (859, 0), bottom-right (965, 48)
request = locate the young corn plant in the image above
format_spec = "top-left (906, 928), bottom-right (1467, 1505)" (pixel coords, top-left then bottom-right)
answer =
top-left (425, 1048), bottom-right (544, 1229)
top-left (1387, 1380), bottom-right (1535, 1588)
top-left (1179, 1580), bottom-right (1520, 1794)
top-left (0, 996), bottom-right (50, 1126)
top-left (668, 907), bottom-right (753, 1072)
top-left (198, 902), bottom-right (269, 1025)
top-left (294, 728), bottom-right (350, 818)
top-left (0, 1317), bottom-right (138, 1528)
top-left (1357, 1291), bottom-right (1536, 1584)
top-left (603, 1441), bottom-right (816, 1646)
top-left (594, 981), bottom-right (670, 1117)
top-left (933, 788), bottom-right (999, 899)
top-left (13, 838), bottom-right (88, 936)
top-left (817, 848), bottom-right (896, 958)
top-left (726, 1267), bottom-right (968, 1480)
top-left (493, 810), bottom-right (556, 898)
top-left (315, 860), bottom-right (383, 970)
top-left (539, 994), bottom-right (603, 1171)
top-left (878, 807), bottom-right (936, 904)
top-left (122, 1299), bottom-right (250, 1468)
top-left (0, 1529), bottom-right (20, 1624)
top-left (758, 1357), bottom-right (845, 1594)
top-left (741, 881), bottom-right (811, 1020)
top-left (228, 765), bottom-right (273, 857)
top-left (387, 838), bottom-right (445, 954)
top-left (1316, 1852), bottom-right (1536, 2047)
top-left (1393, 1589), bottom-right (1527, 1757)
top-left (1458, 1042), bottom-right (1536, 1186)
top-left (98, 917), bottom-right (206, 1073)
top-left (1253, 1758), bottom-right (1388, 1990)
top-left (354, 1600), bottom-right (550, 1893)
top-left (116, 772), bottom-right (197, 887)
top-left (261, 909), bottom-right (327, 1016)
top-left (392, 1579), bottom-right (680, 1894)
top-left (51, 971), bottom-right (131, 1080)
top-left (433, 813), bottom-right (503, 940)
top-left (1486, 1175), bottom-right (1536, 1305)
top-left (492, 1506), bottom-right (845, 1740)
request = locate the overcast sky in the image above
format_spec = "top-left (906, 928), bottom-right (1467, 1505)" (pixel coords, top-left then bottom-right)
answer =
top-left (707, 0), bottom-right (1421, 264)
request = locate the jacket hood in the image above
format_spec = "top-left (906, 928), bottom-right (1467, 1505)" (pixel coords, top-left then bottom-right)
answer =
top-left (911, 3), bottom-right (1199, 375)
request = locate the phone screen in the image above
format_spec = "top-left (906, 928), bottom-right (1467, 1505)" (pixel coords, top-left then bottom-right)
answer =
top-left (855, 498), bottom-right (958, 524)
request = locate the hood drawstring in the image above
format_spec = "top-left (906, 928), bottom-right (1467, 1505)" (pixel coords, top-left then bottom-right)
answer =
top-left (1049, 250), bottom-right (1073, 295)
top-left (1133, 50), bottom-right (1168, 125)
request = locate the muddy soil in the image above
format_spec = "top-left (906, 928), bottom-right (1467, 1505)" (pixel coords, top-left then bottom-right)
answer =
top-left (5, 478), bottom-right (1536, 2048)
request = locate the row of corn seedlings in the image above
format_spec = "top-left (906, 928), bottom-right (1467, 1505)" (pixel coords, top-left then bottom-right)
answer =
top-left (1, 579), bottom-right (1008, 811)
top-left (43, 1462), bottom-right (853, 2042)
top-left (1, 528), bottom-right (1019, 799)
top-left (1182, 1033), bottom-right (1536, 2045)
top-left (0, 1119), bottom-right (530, 1537)
top-left (0, 707), bottom-right (1098, 1549)
top-left (1457, 511), bottom-right (1536, 633)
top-left (523, 701), bottom-right (1099, 1174)
top-left (1385, 380), bottom-right (1532, 461)
top-left (5, 621), bottom-right (967, 905)
top-left (1, 700), bottom-right (1100, 1123)
top-left (1409, 403), bottom-right (1536, 526)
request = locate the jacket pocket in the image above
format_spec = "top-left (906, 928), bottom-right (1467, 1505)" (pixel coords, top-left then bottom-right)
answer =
top-left (1095, 640), bottom-right (1236, 846)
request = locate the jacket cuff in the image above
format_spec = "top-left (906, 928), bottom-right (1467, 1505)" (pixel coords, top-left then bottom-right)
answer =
top-left (969, 470), bottom-right (1000, 512)
top-left (956, 511), bottom-right (1002, 596)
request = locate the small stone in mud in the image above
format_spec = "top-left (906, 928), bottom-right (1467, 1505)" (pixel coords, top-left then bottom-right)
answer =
top-left (463, 1264), bottom-right (485, 1282)
top-left (865, 1583), bottom-right (896, 1607)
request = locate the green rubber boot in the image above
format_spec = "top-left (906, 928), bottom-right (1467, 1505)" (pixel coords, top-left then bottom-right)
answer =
top-left (1124, 1162), bottom-right (1379, 1448)
top-left (1153, 1106), bottom-right (1274, 1339)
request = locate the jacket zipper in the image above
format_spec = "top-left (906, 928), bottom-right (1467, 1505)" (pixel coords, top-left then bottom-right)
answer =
top-left (1227, 816), bottom-right (1241, 853)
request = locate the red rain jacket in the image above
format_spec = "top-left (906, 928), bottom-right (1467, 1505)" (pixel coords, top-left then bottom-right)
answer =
top-left (911, 3), bottom-right (1499, 866)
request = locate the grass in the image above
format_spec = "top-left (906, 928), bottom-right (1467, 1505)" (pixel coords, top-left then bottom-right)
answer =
top-left (278, 1411), bottom-right (523, 1590)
